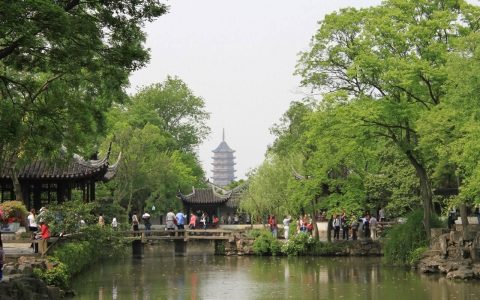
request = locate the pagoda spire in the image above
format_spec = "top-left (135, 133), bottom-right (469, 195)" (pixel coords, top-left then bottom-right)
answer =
top-left (222, 128), bottom-right (225, 142)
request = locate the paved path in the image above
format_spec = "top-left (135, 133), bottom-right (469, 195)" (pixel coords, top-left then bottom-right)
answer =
top-left (3, 242), bottom-right (38, 258)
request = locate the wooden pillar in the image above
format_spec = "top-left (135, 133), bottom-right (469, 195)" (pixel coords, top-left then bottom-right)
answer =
top-left (82, 182), bottom-right (86, 202)
top-left (90, 180), bottom-right (95, 202)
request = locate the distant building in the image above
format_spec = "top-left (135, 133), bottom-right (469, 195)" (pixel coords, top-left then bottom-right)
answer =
top-left (211, 130), bottom-right (236, 187)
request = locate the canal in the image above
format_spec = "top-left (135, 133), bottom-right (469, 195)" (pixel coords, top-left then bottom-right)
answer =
top-left (72, 245), bottom-right (479, 300)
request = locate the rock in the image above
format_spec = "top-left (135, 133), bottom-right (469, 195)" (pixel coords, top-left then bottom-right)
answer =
top-left (18, 264), bottom-right (33, 275)
top-left (47, 285), bottom-right (65, 300)
top-left (446, 267), bottom-right (474, 280)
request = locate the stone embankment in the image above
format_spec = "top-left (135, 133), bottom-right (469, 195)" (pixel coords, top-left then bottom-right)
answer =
top-left (223, 234), bottom-right (382, 256)
top-left (0, 256), bottom-right (66, 300)
top-left (417, 226), bottom-right (480, 280)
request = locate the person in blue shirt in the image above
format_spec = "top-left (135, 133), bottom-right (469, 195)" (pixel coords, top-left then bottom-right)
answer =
top-left (176, 211), bottom-right (186, 230)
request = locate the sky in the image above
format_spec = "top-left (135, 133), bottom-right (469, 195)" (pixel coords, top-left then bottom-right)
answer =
top-left (129, 0), bottom-right (381, 181)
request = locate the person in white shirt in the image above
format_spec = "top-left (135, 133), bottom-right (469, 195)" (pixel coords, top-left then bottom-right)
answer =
top-left (283, 216), bottom-right (291, 240)
top-left (27, 209), bottom-right (38, 246)
top-left (370, 216), bottom-right (378, 240)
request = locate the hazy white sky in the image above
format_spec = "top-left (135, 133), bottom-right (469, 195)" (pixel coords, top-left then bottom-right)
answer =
top-left (129, 0), bottom-right (381, 180)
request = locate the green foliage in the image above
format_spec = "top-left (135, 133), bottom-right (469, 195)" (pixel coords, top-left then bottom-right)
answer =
top-left (384, 210), bottom-right (443, 265)
top-left (409, 246), bottom-right (429, 266)
top-left (245, 229), bottom-right (264, 239)
top-left (252, 230), bottom-right (282, 256)
top-left (0, 1), bottom-right (168, 190)
top-left (101, 76), bottom-right (209, 216)
top-left (0, 200), bottom-right (28, 223)
top-left (40, 200), bottom-right (98, 236)
top-left (310, 241), bottom-right (348, 256)
top-left (281, 232), bottom-right (316, 256)
top-left (35, 225), bottom-right (129, 289)
top-left (33, 258), bottom-right (70, 290)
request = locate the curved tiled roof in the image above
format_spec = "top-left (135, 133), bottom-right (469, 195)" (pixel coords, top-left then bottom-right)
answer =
top-left (0, 146), bottom-right (119, 181)
top-left (179, 187), bottom-right (231, 204)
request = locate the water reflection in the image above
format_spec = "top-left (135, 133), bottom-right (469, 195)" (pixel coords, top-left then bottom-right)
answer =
top-left (72, 246), bottom-right (479, 300)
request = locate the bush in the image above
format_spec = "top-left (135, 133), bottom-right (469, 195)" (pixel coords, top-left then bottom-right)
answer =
top-left (0, 200), bottom-right (28, 224)
top-left (252, 230), bottom-right (282, 256)
top-left (383, 209), bottom-right (443, 265)
top-left (281, 232), bottom-right (317, 256)
top-left (33, 257), bottom-right (70, 290)
top-left (409, 246), bottom-right (428, 265)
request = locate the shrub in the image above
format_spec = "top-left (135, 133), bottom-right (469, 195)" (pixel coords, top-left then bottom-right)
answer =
top-left (33, 257), bottom-right (70, 289)
top-left (0, 200), bottom-right (28, 224)
top-left (281, 232), bottom-right (317, 256)
top-left (252, 230), bottom-right (282, 256)
top-left (409, 246), bottom-right (428, 265)
top-left (383, 209), bottom-right (443, 265)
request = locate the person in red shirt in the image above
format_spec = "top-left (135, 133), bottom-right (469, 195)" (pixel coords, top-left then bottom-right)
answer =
top-left (189, 213), bottom-right (197, 229)
top-left (269, 215), bottom-right (278, 238)
top-left (39, 221), bottom-right (50, 257)
top-left (212, 215), bottom-right (219, 228)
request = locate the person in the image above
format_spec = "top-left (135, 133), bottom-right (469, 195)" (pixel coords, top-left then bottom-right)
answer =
top-left (200, 213), bottom-right (207, 230)
top-left (176, 211), bottom-right (186, 230)
top-left (189, 213), bottom-right (197, 229)
top-left (227, 213), bottom-right (232, 225)
top-left (350, 216), bottom-right (359, 240)
top-left (0, 240), bottom-right (4, 281)
top-left (333, 214), bottom-right (341, 240)
top-left (370, 215), bottom-right (378, 240)
top-left (341, 212), bottom-right (349, 240)
top-left (166, 209), bottom-right (176, 230)
top-left (283, 215), bottom-right (291, 240)
top-left (39, 220), bottom-right (50, 257)
top-left (27, 208), bottom-right (38, 248)
top-left (233, 213), bottom-right (239, 224)
top-left (98, 213), bottom-right (105, 226)
top-left (111, 217), bottom-right (118, 230)
top-left (132, 212), bottom-right (140, 236)
top-left (379, 207), bottom-right (386, 222)
top-left (269, 215), bottom-right (278, 238)
top-left (142, 212), bottom-right (151, 232)
top-left (212, 215), bottom-right (219, 228)
top-left (363, 213), bottom-right (370, 239)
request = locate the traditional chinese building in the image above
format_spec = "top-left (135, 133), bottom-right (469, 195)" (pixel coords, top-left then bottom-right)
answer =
top-left (0, 146), bottom-right (120, 211)
top-left (211, 130), bottom-right (236, 187)
top-left (177, 183), bottom-right (247, 222)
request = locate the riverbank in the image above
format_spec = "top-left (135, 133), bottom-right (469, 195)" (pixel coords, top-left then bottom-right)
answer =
top-left (417, 227), bottom-right (480, 280)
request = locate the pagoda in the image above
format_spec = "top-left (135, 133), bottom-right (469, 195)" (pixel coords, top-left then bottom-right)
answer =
top-left (211, 130), bottom-right (236, 186)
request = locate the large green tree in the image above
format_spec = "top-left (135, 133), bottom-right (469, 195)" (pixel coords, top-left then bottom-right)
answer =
top-left (102, 77), bottom-right (209, 217)
top-left (296, 0), bottom-right (480, 238)
top-left (0, 0), bottom-right (168, 200)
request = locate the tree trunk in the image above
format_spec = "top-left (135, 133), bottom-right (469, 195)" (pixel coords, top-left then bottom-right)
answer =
top-left (459, 203), bottom-right (469, 239)
top-left (406, 151), bottom-right (432, 240)
top-left (311, 199), bottom-right (319, 241)
top-left (11, 166), bottom-right (24, 202)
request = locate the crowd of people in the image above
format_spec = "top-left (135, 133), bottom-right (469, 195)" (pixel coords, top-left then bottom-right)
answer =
top-left (266, 209), bottom-right (386, 241)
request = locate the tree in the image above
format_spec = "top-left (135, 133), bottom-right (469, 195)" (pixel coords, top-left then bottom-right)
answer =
top-left (101, 77), bottom-right (209, 218)
top-left (296, 0), bottom-right (480, 238)
top-left (0, 1), bottom-right (168, 200)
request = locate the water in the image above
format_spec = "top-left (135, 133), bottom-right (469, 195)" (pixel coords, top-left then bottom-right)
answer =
top-left (72, 246), bottom-right (479, 300)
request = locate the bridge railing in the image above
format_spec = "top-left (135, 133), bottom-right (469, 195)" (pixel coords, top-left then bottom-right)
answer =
top-left (124, 228), bottom-right (242, 242)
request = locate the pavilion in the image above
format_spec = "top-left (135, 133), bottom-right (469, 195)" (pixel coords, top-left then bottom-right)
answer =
top-left (0, 146), bottom-right (120, 211)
